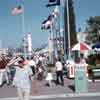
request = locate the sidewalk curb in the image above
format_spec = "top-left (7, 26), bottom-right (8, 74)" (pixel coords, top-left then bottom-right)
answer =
top-left (88, 79), bottom-right (100, 82)
top-left (1, 92), bottom-right (100, 100)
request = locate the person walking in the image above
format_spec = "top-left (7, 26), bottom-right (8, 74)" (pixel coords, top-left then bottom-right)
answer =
top-left (28, 56), bottom-right (36, 76)
top-left (13, 59), bottom-right (33, 100)
top-left (36, 61), bottom-right (44, 80)
top-left (55, 58), bottom-right (64, 86)
top-left (45, 69), bottom-right (53, 87)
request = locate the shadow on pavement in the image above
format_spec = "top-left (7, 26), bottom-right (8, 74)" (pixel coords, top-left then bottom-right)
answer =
top-left (68, 84), bottom-right (75, 92)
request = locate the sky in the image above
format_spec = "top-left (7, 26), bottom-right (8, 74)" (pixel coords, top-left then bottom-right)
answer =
top-left (0, 0), bottom-right (100, 49)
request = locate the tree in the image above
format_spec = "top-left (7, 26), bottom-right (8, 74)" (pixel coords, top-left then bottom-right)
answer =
top-left (85, 16), bottom-right (100, 44)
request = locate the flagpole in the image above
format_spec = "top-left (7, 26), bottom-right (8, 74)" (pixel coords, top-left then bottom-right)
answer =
top-left (49, 23), bottom-right (54, 64)
top-left (21, 0), bottom-right (27, 59)
top-left (58, 5), bottom-right (62, 61)
top-left (22, 7), bottom-right (25, 35)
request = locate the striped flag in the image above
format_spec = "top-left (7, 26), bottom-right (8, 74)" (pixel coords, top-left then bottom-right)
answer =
top-left (41, 19), bottom-right (51, 30)
top-left (11, 5), bottom-right (24, 16)
top-left (41, 14), bottom-right (54, 30)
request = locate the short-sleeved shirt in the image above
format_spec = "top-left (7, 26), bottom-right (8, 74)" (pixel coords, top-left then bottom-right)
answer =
top-left (13, 65), bottom-right (33, 89)
top-left (55, 61), bottom-right (63, 71)
top-left (28, 60), bottom-right (36, 68)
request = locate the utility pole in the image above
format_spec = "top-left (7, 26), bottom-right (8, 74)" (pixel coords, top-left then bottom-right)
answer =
top-left (66, 0), bottom-right (71, 59)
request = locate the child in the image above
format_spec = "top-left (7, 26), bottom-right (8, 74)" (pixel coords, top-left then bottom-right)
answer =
top-left (45, 69), bottom-right (53, 87)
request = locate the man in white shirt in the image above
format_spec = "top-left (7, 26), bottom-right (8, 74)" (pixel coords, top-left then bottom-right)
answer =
top-left (55, 58), bottom-right (64, 86)
top-left (28, 57), bottom-right (36, 75)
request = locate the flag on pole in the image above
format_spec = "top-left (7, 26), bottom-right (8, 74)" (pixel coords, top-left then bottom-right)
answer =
top-left (11, 5), bottom-right (24, 16)
top-left (41, 19), bottom-right (51, 30)
top-left (41, 14), bottom-right (54, 30)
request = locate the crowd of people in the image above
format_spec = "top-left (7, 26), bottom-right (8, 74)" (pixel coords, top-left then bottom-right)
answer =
top-left (0, 54), bottom-right (65, 100)
top-left (0, 52), bottom-right (91, 100)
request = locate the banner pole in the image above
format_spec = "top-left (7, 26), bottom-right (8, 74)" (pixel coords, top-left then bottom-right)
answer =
top-left (21, 0), bottom-right (27, 58)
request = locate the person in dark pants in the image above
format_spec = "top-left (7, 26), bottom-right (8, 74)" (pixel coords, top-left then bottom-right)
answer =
top-left (88, 67), bottom-right (95, 82)
top-left (55, 58), bottom-right (64, 86)
top-left (36, 61), bottom-right (44, 80)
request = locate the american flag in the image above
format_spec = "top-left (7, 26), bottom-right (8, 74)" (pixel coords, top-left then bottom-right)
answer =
top-left (11, 5), bottom-right (24, 16)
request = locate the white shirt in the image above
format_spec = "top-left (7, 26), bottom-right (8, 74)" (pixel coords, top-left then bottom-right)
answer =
top-left (55, 61), bottom-right (63, 71)
top-left (39, 56), bottom-right (43, 61)
top-left (13, 65), bottom-right (33, 89)
top-left (28, 60), bottom-right (36, 68)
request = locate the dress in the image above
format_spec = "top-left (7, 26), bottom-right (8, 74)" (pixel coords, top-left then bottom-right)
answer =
top-left (13, 65), bottom-right (33, 100)
top-left (46, 72), bottom-right (53, 81)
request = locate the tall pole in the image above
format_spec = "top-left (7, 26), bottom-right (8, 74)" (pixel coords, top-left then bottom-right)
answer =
top-left (61, 0), bottom-right (67, 61)
top-left (66, 0), bottom-right (71, 59)
top-left (58, 5), bottom-right (62, 60)
top-left (49, 23), bottom-right (54, 64)
top-left (21, 0), bottom-right (27, 58)
top-left (27, 33), bottom-right (32, 58)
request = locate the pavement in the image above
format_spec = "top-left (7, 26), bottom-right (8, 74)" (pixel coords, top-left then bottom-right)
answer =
top-left (0, 77), bottom-right (100, 99)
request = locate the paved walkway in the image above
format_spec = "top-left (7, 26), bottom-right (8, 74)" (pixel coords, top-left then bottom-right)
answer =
top-left (0, 78), bottom-right (100, 98)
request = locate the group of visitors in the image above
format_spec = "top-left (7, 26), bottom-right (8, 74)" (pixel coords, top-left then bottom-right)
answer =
top-left (0, 54), bottom-right (65, 100)
top-left (0, 52), bottom-right (90, 100)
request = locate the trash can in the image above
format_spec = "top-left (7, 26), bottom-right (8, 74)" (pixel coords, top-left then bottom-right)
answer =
top-left (75, 64), bottom-right (88, 93)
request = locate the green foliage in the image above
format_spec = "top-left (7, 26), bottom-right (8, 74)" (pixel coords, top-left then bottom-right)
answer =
top-left (87, 54), bottom-right (96, 65)
top-left (85, 16), bottom-right (100, 44)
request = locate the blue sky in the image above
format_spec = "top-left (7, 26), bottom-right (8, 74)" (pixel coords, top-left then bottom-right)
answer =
top-left (0, 0), bottom-right (100, 48)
